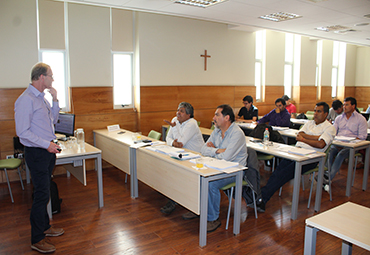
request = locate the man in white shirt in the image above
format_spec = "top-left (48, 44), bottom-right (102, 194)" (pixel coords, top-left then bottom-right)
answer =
top-left (160, 102), bottom-right (204, 214)
top-left (257, 102), bottom-right (336, 212)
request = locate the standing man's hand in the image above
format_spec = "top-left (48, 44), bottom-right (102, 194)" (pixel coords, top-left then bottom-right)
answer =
top-left (48, 87), bottom-right (58, 101)
top-left (47, 141), bottom-right (61, 154)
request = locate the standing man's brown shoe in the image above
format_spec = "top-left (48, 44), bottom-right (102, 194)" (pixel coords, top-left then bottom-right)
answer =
top-left (44, 227), bottom-right (64, 237)
top-left (31, 239), bottom-right (56, 253)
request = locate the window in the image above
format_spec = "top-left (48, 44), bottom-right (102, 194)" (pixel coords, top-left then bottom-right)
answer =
top-left (315, 40), bottom-right (323, 99)
top-left (284, 33), bottom-right (301, 97)
top-left (40, 50), bottom-right (68, 111)
top-left (331, 41), bottom-right (346, 98)
top-left (255, 30), bottom-right (266, 101)
top-left (112, 52), bottom-right (133, 108)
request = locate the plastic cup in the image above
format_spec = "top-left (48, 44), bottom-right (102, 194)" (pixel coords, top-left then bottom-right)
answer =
top-left (196, 158), bottom-right (204, 169)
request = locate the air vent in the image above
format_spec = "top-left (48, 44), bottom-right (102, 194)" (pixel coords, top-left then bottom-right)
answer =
top-left (173, 0), bottom-right (227, 8)
top-left (259, 12), bottom-right (302, 22)
top-left (315, 25), bottom-right (351, 32)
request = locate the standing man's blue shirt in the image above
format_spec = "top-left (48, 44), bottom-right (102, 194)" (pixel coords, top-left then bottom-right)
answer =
top-left (15, 84), bottom-right (60, 149)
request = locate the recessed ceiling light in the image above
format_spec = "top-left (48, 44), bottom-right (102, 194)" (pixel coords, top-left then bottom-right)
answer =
top-left (315, 25), bottom-right (351, 32)
top-left (173, 0), bottom-right (228, 8)
top-left (259, 12), bottom-right (302, 22)
top-left (307, 0), bottom-right (328, 2)
top-left (355, 22), bottom-right (369, 26)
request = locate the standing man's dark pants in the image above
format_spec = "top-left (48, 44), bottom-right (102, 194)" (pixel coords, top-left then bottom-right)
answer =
top-left (261, 159), bottom-right (318, 203)
top-left (25, 147), bottom-right (56, 244)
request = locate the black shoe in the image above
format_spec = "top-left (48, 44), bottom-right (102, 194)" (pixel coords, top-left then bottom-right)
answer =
top-left (160, 200), bottom-right (176, 214)
top-left (256, 198), bottom-right (265, 213)
top-left (207, 218), bottom-right (221, 233)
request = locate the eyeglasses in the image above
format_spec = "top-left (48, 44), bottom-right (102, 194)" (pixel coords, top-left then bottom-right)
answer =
top-left (43, 74), bottom-right (54, 79)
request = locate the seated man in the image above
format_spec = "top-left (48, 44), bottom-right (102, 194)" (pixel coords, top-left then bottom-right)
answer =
top-left (326, 97), bottom-right (367, 183)
top-left (182, 104), bottom-right (248, 232)
top-left (327, 99), bottom-right (343, 123)
top-left (282, 95), bottom-right (296, 117)
top-left (257, 102), bottom-right (336, 212)
top-left (258, 98), bottom-right (291, 127)
top-left (236, 95), bottom-right (258, 123)
top-left (160, 102), bottom-right (204, 214)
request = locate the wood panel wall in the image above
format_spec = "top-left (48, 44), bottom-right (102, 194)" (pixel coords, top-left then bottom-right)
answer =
top-left (0, 87), bottom-right (138, 184)
top-left (0, 85), bottom-right (362, 184)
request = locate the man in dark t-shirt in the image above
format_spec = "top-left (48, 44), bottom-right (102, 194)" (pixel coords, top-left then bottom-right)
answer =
top-left (237, 95), bottom-right (258, 123)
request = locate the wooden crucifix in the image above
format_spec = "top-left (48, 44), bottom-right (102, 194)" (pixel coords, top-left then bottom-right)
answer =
top-left (200, 50), bottom-right (211, 71)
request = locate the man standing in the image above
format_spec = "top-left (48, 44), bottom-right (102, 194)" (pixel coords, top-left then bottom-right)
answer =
top-left (257, 102), bottom-right (336, 212)
top-left (327, 100), bottom-right (343, 123)
top-left (326, 97), bottom-right (367, 183)
top-left (236, 95), bottom-right (258, 123)
top-left (15, 63), bottom-right (64, 253)
top-left (182, 104), bottom-right (248, 232)
top-left (160, 102), bottom-right (204, 214)
top-left (258, 98), bottom-right (291, 127)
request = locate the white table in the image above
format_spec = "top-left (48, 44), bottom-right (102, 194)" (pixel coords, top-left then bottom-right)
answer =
top-left (245, 137), bottom-right (326, 220)
top-left (331, 139), bottom-right (370, 196)
top-left (94, 128), bottom-right (245, 247)
top-left (304, 202), bottom-right (370, 255)
top-left (26, 141), bottom-right (103, 217)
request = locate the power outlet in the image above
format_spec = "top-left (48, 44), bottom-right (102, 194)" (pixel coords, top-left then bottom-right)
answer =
top-left (6, 155), bottom-right (14, 159)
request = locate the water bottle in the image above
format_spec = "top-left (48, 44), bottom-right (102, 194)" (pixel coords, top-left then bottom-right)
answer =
top-left (263, 128), bottom-right (269, 145)
top-left (75, 128), bottom-right (85, 150)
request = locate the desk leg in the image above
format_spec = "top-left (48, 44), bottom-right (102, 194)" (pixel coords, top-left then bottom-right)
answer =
top-left (362, 145), bottom-right (370, 191)
top-left (96, 154), bottom-right (104, 208)
top-left (199, 176), bottom-right (209, 247)
top-left (346, 148), bottom-right (355, 197)
top-left (304, 225), bottom-right (318, 255)
top-left (291, 162), bottom-right (302, 220)
top-left (314, 157), bottom-right (325, 212)
top-left (342, 240), bottom-right (353, 255)
top-left (130, 147), bottom-right (138, 198)
top-left (233, 171), bottom-right (242, 235)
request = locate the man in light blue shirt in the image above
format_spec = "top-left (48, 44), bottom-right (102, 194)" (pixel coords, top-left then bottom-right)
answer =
top-left (15, 63), bottom-right (63, 253)
top-left (326, 97), bottom-right (368, 182)
top-left (182, 104), bottom-right (248, 232)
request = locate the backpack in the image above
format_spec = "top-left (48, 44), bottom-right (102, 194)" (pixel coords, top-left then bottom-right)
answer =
top-left (249, 123), bottom-right (285, 144)
top-left (50, 180), bottom-right (62, 214)
top-left (296, 113), bottom-right (308, 119)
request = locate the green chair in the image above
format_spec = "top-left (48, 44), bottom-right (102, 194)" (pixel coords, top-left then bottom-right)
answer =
top-left (0, 158), bottom-right (24, 203)
top-left (125, 130), bottom-right (162, 183)
top-left (210, 123), bottom-right (215, 130)
top-left (197, 121), bottom-right (201, 126)
top-left (358, 108), bottom-right (364, 112)
top-left (305, 111), bottom-right (314, 120)
top-left (148, 130), bottom-right (162, 140)
top-left (221, 180), bottom-right (258, 230)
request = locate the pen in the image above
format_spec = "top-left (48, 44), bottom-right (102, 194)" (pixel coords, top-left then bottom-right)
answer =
top-left (178, 153), bottom-right (189, 158)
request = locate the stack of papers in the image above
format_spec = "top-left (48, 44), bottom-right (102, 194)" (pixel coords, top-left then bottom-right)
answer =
top-left (287, 147), bottom-right (316, 156)
top-left (168, 152), bottom-right (200, 160)
top-left (334, 136), bottom-right (356, 142)
top-left (145, 145), bottom-right (184, 155)
top-left (272, 126), bottom-right (289, 131)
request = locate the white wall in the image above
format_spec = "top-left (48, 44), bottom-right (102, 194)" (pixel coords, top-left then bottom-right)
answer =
top-left (355, 46), bottom-right (370, 87)
top-left (0, 0), bottom-right (38, 88)
top-left (265, 30), bottom-right (285, 86)
top-left (137, 12), bottom-right (255, 86)
top-left (300, 37), bottom-right (317, 86)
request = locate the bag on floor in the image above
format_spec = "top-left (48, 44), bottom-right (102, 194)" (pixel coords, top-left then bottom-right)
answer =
top-left (50, 180), bottom-right (62, 214)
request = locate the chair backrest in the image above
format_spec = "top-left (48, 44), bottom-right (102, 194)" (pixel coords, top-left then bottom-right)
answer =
top-left (249, 123), bottom-right (285, 144)
top-left (148, 130), bottom-right (161, 140)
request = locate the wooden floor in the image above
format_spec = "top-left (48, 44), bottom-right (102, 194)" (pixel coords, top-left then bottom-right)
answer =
top-left (1, 161), bottom-right (370, 255)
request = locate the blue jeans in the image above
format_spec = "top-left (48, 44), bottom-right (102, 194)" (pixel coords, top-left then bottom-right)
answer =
top-left (25, 147), bottom-right (56, 244)
top-left (261, 159), bottom-right (318, 204)
top-left (328, 145), bottom-right (350, 180)
top-left (208, 176), bottom-right (235, 221)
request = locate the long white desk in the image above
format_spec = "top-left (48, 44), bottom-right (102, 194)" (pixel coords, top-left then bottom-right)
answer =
top-left (245, 137), bottom-right (326, 220)
top-left (94, 128), bottom-right (245, 247)
top-left (304, 202), bottom-right (370, 255)
top-left (25, 142), bottom-right (103, 217)
top-left (277, 128), bottom-right (370, 197)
